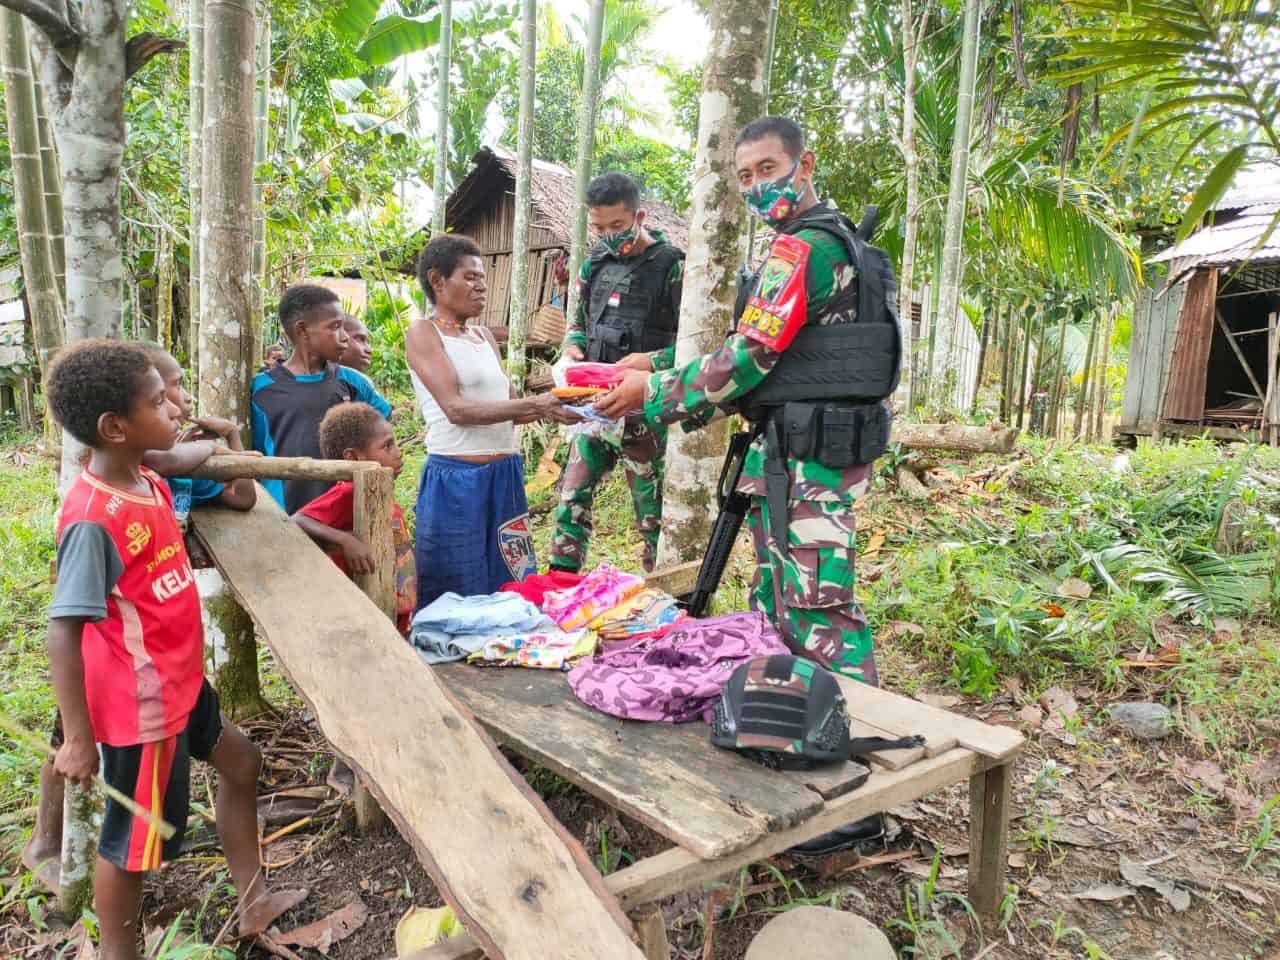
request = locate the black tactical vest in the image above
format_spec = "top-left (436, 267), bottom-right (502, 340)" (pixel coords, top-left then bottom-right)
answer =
top-left (585, 240), bottom-right (685, 363)
top-left (735, 205), bottom-right (902, 423)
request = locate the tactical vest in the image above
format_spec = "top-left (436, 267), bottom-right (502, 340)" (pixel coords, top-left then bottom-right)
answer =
top-left (585, 240), bottom-right (685, 363)
top-left (735, 205), bottom-right (902, 424)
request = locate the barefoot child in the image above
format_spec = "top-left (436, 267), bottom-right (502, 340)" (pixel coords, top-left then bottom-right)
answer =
top-left (294, 402), bottom-right (416, 634)
top-left (43, 340), bottom-right (305, 959)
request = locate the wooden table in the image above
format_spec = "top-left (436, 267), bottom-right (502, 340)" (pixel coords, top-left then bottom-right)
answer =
top-left (428, 662), bottom-right (1024, 959)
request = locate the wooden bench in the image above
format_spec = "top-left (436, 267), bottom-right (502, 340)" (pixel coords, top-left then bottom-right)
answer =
top-left (413, 662), bottom-right (1023, 958)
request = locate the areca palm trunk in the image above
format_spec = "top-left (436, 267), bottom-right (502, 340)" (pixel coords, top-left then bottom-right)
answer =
top-left (897, 0), bottom-right (922, 411)
top-left (189, 0), bottom-right (205, 369)
top-left (932, 0), bottom-right (980, 404)
top-left (654, 0), bottom-right (767, 568)
top-left (431, 0), bottom-right (452, 236)
top-left (0, 8), bottom-right (63, 399)
top-left (1074, 311), bottom-right (1098, 439)
top-left (564, 0), bottom-right (604, 333)
top-left (31, 62), bottom-right (64, 298)
top-left (507, 0), bottom-right (536, 393)
top-left (1093, 307), bottom-right (1113, 441)
top-left (251, 7), bottom-right (269, 368)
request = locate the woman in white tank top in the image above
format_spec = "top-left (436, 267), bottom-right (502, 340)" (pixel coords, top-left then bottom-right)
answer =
top-left (405, 236), bottom-right (579, 610)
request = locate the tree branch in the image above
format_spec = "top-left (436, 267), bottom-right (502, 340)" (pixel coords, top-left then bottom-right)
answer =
top-left (0, 0), bottom-right (78, 64)
top-left (125, 32), bottom-right (185, 79)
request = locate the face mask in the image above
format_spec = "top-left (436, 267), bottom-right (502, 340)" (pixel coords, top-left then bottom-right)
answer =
top-left (599, 221), bottom-right (639, 257)
top-left (743, 161), bottom-right (805, 228)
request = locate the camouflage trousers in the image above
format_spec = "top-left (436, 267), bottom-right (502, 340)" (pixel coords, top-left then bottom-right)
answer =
top-left (745, 495), bottom-right (877, 686)
top-left (549, 418), bottom-right (667, 574)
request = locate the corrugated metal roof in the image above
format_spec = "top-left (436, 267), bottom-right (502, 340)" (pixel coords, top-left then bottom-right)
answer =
top-left (1215, 165), bottom-right (1280, 211)
top-left (1148, 209), bottom-right (1280, 266)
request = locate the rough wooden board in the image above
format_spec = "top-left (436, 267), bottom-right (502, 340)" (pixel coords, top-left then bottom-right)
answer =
top-left (192, 493), bottom-right (644, 960)
top-left (833, 675), bottom-right (1021, 762)
top-left (643, 560), bottom-right (702, 598)
top-left (968, 761), bottom-right (1013, 918)
top-left (607, 748), bottom-right (980, 911)
top-left (436, 664), bottom-right (837, 859)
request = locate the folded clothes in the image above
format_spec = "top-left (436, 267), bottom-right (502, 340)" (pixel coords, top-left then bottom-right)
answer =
top-left (469, 628), bottom-right (596, 670)
top-left (410, 592), bottom-right (548, 664)
top-left (589, 587), bottom-right (686, 639)
top-left (499, 570), bottom-right (585, 606)
top-left (565, 362), bottom-right (625, 389)
top-left (542, 562), bottom-right (645, 631)
top-left (567, 611), bottom-right (790, 723)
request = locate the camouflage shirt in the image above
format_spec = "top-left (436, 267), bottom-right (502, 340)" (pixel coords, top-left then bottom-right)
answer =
top-left (641, 219), bottom-right (868, 500)
top-left (563, 229), bottom-right (683, 371)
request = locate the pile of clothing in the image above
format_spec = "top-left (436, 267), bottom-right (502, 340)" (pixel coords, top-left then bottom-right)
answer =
top-left (410, 562), bottom-right (792, 725)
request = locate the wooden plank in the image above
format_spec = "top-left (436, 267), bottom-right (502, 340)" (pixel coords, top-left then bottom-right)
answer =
top-left (967, 761), bottom-right (1013, 917)
top-left (351, 464), bottom-right (396, 832)
top-left (190, 453), bottom-right (360, 483)
top-left (1162, 268), bottom-right (1218, 422)
top-left (435, 664), bottom-right (830, 859)
top-left (642, 560), bottom-right (702, 597)
top-left (833, 675), bottom-right (1022, 762)
top-left (606, 748), bottom-right (979, 911)
top-left (422, 749), bottom-right (983, 957)
top-left (1153, 283), bottom-right (1185, 422)
top-left (1215, 309), bottom-right (1266, 400)
top-left (191, 493), bottom-right (644, 960)
top-left (1120, 287), bottom-right (1151, 429)
top-left (632, 907), bottom-right (670, 960)
top-left (352, 465), bottom-right (396, 620)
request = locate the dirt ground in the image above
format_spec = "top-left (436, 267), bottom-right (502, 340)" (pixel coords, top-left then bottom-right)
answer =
top-left (4, 680), bottom-right (1277, 960)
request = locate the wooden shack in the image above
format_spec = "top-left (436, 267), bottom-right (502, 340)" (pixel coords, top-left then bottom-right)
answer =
top-left (1118, 179), bottom-right (1280, 444)
top-left (411, 146), bottom-right (689, 337)
top-left (0, 264), bottom-right (36, 430)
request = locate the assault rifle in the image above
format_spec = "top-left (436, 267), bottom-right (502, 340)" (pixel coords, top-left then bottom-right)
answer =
top-left (684, 429), bottom-right (757, 618)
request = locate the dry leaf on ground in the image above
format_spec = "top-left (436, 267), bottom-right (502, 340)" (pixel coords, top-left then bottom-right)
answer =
top-left (275, 900), bottom-right (369, 954)
top-left (1057, 577), bottom-right (1093, 599)
top-left (1072, 883), bottom-right (1135, 902)
top-left (1119, 856), bottom-right (1191, 912)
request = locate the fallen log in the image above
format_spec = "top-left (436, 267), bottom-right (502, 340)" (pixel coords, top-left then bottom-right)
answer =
top-left (893, 423), bottom-right (1019, 454)
top-left (895, 467), bottom-right (930, 500)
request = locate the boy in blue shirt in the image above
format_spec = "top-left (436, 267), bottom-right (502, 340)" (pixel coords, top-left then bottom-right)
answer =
top-left (251, 285), bottom-right (391, 512)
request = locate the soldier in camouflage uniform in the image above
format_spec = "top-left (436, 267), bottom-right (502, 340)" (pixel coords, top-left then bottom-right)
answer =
top-left (551, 173), bottom-right (684, 574)
top-left (597, 117), bottom-right (896, 687)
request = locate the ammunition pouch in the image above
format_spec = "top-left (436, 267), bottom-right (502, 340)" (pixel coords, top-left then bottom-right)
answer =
top-left (773, 400), bottom-right (892, 469)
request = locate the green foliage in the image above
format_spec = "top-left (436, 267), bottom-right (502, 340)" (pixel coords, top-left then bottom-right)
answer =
top-left (1056, 0), bottom-right (1280, 237)
top-left (361, 286), bottom-right (414, 393)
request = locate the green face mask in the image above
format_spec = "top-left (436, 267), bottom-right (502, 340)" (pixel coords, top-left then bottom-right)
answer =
top-left (742, 161), bottom-right (804, 228)
top-left (599, 221), bottom-right (639, 257)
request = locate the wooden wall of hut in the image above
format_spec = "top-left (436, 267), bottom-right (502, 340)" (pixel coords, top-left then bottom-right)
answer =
top-left (459, 193), bottom-right (565, 331)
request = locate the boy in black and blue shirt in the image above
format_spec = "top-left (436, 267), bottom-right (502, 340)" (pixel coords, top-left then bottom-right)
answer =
top-left (251, 285), bottom-right (391, 513)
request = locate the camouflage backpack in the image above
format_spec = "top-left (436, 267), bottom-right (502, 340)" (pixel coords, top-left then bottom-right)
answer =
top-left (710, 655), bottom-right (923, 770)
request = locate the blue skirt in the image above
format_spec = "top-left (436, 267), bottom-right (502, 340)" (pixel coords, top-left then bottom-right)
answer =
top-left (414, 453), bottom-right (536, 610)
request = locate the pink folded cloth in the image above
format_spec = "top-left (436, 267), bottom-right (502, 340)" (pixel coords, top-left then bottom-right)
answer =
top-left (567, 611), bottom-right (791, 723)
top-left (542, 562), bottom-right (645, 631)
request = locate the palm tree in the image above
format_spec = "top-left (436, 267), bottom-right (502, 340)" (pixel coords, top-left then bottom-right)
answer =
top-left (1055, 0), bottom-right (1280, 237)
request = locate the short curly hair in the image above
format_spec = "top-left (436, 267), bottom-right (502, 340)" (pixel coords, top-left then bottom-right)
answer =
top-left (318, 402), bottom-right (385, 460)
top-left (278, 284), bottom-right (340, 341)
top-left (416, 235), bottom-right (482, 304)
top-left (46, 339), bottom-right (157, 447)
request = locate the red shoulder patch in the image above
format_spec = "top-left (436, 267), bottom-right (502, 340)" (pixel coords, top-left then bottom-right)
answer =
top-left (736, 233), bottom-right (810, 351)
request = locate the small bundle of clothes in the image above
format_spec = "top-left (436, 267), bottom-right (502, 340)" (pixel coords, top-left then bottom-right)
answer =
top-left (409, 591), bottom-right (595, 670)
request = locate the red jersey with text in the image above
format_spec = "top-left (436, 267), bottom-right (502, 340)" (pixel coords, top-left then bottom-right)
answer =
top-left (51, 470), bottom-right (204, 747)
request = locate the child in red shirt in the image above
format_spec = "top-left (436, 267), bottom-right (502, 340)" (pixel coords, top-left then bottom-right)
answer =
top-left (44, 340), bottom-right (305, 958)
top-left (294, 402), bottom-right (416, 634)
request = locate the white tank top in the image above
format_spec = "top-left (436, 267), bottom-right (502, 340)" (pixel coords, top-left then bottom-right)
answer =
top-left (411, 323), bottom-right (518, 456)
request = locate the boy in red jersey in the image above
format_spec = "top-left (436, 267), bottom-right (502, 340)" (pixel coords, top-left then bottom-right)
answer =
top-left (44, 340), bottom-right (305, 959)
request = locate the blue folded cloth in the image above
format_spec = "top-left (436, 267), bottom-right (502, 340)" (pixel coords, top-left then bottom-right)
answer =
top-left (410, 592), bottom-right (549, 664)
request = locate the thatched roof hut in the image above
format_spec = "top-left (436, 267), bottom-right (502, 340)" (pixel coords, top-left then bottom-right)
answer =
top-left (405, 146), bottom-right (689, 332)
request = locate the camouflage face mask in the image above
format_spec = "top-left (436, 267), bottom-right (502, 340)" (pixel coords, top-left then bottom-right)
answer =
top-left (599, 220), bottom-right (639, 257)
top-left (743, 160), bottom-right (803, 228)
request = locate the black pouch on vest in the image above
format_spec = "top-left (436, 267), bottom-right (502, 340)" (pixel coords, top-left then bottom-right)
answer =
top-left (782, 403), bottom-right (818, 460)
top-left (818, 405), bottom-right (858, 468)
top-left (588, 324), bottom-right (627, 362)
top-left (853, 402), bottom-right (892, 464)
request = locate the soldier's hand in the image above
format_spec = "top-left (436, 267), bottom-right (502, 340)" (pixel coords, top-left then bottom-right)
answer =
top-left (594, 369), bottom-right (648, 420)
top-left (562, 344), bottom-right (585, 362)
top-left (617, 352), bottom-right (654, 372)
